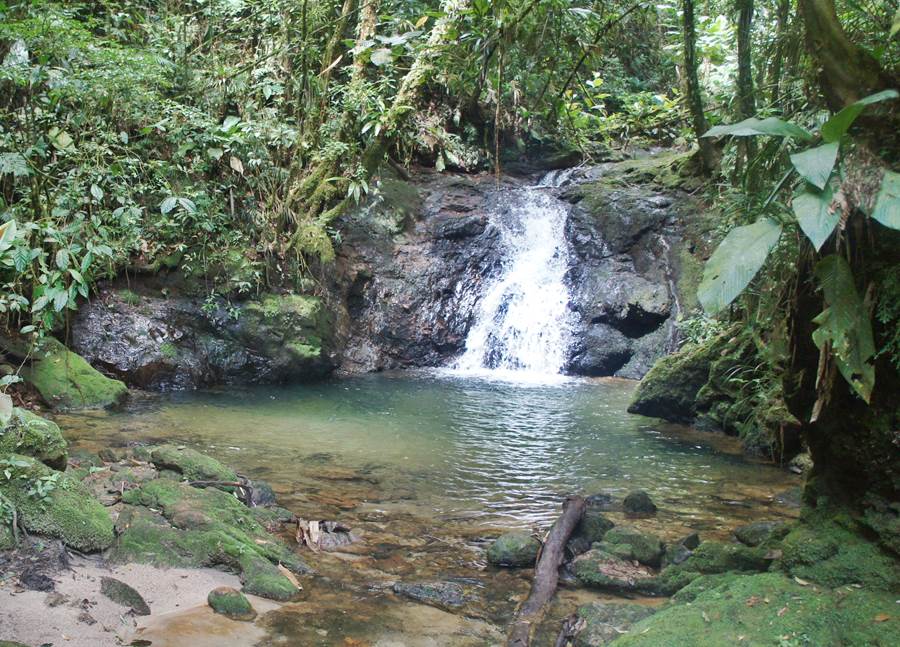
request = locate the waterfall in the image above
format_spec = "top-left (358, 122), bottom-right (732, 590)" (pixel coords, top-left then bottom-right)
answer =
top-left (454, 174), bottom-right (576, 377)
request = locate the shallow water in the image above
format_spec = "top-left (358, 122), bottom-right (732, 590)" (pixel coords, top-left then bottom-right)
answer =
top-left (57, 372), bottom-right (801, 645)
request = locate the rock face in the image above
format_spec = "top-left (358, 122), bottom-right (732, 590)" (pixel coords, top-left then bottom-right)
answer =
top-left (71, 289), bottom-right (334, 390)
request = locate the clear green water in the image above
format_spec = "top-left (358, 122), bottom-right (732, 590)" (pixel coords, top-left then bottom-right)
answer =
top-left (59, 371), bottom-right (797, 533)
top-left (57, 372), bottom-right (801, 645)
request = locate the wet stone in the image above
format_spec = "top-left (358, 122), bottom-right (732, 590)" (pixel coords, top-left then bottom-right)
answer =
top-left (392, 580), bottom-right (474, 610)
top-left (622, 490), bottom-right (657, 517)
top-left (208, 586), bottom-right (257, 621)
top-left (100, 576), bottom-right (151, 615)
top-left (733, 520), bottom-right (790, 547)
top-left (574, 548), bottom-right (656, 592)
top-left (486, 532), bottom-right (541, 567)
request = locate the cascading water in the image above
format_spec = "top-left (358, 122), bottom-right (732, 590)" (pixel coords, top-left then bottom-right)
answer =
top-left (454, 172), bottom-right (577, 376)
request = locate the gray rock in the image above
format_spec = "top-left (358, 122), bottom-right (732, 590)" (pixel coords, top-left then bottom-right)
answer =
top-left (568, 511), bottom-right (616, 556)
top-left (392, 580), bottom-right (475, 610)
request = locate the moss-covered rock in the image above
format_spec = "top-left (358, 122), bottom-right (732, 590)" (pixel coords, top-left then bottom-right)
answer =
top-left (607, 572), bottom-right (900, 647)
top-left (148, 444), bottom-right (238, 483)
top-left (116, 480), bottom-right (308, 600)
top-left (573, 548), bottom-right (656, 592)
top-left (622, 490), bottom-right (657, 517)
top-left (208, 586), bottom-right (257, 621)
top-left (486, 531), bottom-right (541, 567)
top-left (568, 510), bottom-right (615, 555)
top-left (0, 408), bottom-right (68, 470)
top-left (679, 541), bottom-right (771, 574)
top-left (17, 337), bottom-right (127, 410)
top-left (0, 454), bottom-right (113, 552)
top-left (600, 527), bottom-right (665, 567)
top-left (733, 520), bottom-right (789, 547)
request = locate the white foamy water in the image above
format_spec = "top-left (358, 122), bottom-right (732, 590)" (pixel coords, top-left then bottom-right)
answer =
top-left (454, 178), bottom-right (576, 377)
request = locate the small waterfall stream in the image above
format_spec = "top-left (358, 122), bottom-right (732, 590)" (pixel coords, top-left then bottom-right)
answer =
top-left (455, 172), bottom-right (577, 376)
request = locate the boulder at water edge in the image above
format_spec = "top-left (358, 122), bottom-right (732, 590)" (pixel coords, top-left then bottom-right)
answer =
top-left (486, 532), bottom-right (541, 567)
top-left (208, 586), bottom-right (257, 621)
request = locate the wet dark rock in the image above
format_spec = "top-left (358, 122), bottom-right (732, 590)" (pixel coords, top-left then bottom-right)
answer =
top-left (566, 325), bottom-right (632, 376)
top-left (248, 480), bottom-right (277, 507)
top-left (734, 521), bottom-right (790, 547)
top-left (19, 566), bottom-right (54, 591)
top-left (585, 492), bottom-right (617, 511)
top-left (680, 532), bottom-right (701, 550)
top-left (574, 601), bottom-right (658, 647)
top-left (623, 490), bottom-right (657, 517)
top-left (100, 576), bottom-right (151, 615)
top-left (392, 580), bottom-right (475, 610)
top-left (568, 511), bottom-right (615, 556)
top-left (486, 531), bottom-right (541, 567)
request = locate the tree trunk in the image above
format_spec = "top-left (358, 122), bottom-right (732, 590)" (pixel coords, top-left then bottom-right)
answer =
top-left (735, 0), bottom-right (756, 182)
top-left (507, 496), bottom-right (586, 647)
top-left (797, 0), bottom-right (892, 111)
top-left (683, 0), bottom-right (716, 174)
top-left (767, 0), bottom-right (789, 105)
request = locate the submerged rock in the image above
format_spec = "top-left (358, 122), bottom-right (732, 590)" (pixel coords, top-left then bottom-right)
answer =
top-left (100, 577), bottom-right (151, 615)
top-left (486, 532), bottom-right (541, 567)
top-left (575, 601), bottom-right (657, 647)
top-left (208, 586), bottom-right (257, 621)
top-left (622, 490), bottom-right (657, 517)
top-left (0, 454), bottom-right (114, 552)
top-left (392, 580), bottom-right (476, 610)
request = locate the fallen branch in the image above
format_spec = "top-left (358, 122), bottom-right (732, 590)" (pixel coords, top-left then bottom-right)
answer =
top-left (507, 495), bottom-right (586, 647)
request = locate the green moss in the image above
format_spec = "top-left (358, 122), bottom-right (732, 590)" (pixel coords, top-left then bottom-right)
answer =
top-left (0, 493), bottom-right (15, 549)
top-left (119, 289), bottom-right (141, 306)
top-left (208, 586), bottom-right (256, 621)
top-left (680, 541), bottom-right (771, 574)
top-left (148, 444), bottom-right (238, 483)
top-left (17, 338), bottom-right (127, 411)
top-left (158, 342), bottom-right (179, 359)
top-left (0, 407), bottom-right (68, 470)
top-left (0, 454), bottom-right (113, 552)
top-left (607, 573), bottom-right (900, 647)
top-left (778, 516), bottom-right (900, 590)
top-left (486, 531), bottom-right (541, 567)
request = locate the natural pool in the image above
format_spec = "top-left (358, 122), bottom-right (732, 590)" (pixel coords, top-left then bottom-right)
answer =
top-left (56, 372), bottom-right (801, 645)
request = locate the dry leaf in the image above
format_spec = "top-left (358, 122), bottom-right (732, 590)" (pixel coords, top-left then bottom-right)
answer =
top-left (777, 606), bottom-right (789, 617)
top-left (793, 576), bottom-right (810, 586)
top-left (277, 564), bottom-right (302, 590)
top-left (230, 156), bottom-right (244, 174)
top-left (874, 613), bottom-right (890, 623)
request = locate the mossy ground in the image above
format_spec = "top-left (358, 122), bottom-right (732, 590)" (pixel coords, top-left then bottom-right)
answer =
top-left (608, 572), bottom-right (900, 647)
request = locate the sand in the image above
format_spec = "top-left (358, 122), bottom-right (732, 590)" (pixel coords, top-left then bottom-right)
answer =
top-left (0, 558), bottom-right (280, 646)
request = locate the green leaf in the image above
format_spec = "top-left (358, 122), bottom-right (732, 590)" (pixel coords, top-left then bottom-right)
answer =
top-left (0, 220), bottom-right (16, 253)
top-left (792, 184), bottom-right (838, 251)
top-left (48, 127), bottom-right (75, 152)
top-left (821, 89), bottom-right (899, 143)
top-left (55, 248), bottom-right (69, 270)
top-left (0, 152), bottom-right (30, 177)
top-left (370, 48), bottom-right (393, 66)
top-left (703, 117), bottom-right (813, 141)
top-left (789, 141), bottom-right (839, 190)
top-left (160, 197), bottom-right (178, 214)
top-left (178, 197), bottom-right (196, 214)
top-left (90, 183), bottom-right (104, 201)
top-left (698, 217), bottom-right (783, 315)
top-left (871, 170), bottom-right (900, 230)
top-left (812, 255), bottom-right (875, 403)
top-left (892, 6), bottom-right (900, 37)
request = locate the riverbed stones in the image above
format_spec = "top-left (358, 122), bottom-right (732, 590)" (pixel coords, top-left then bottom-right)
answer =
top-left (600, 527), bottom-right (665, 567)
top-left (486, 532), bottom-right (541, 567)
top-left (100, 576), bottom-right (151, 615)
top-left (208, 586), bottom-right (256, 621)
top-left (622, 490), bottom-right (657, 517)
top-left (0, 454), bottom-right (114, 552)
top-left (574, 601), bottom-right (657, 647)
top-left (392, 580), bottom-right (475, 611)
top-left (573, 548), bottom-right (656, 591)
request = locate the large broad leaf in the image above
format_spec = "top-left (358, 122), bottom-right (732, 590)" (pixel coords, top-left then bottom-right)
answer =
top-left (812, 255), bottom-right (875, 403)
top-left (698, 217), bottom-right (783, 315)
top-left (703, 117), bottom-right (813, 141)
top-left (871, 170), bottom-right (900, 230)
top-left (0, 220), bottom-right (16, 254)
top-left (789, 141), bottom-right (839, 190)
top-left (821, 89), bottom-right (899, 143)
top-left (793, 184), bottom-right (838, 251)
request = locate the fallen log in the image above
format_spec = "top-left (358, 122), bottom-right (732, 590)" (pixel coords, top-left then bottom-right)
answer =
top-left (507, 495), bottom-right (586, 647)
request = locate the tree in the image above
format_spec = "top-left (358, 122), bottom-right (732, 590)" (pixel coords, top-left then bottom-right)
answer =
top-left (682, 0), bottom-right (716, 174)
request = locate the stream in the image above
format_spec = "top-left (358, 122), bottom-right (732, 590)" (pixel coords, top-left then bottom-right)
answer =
top-left (57, 373), bottom-right (800, 645)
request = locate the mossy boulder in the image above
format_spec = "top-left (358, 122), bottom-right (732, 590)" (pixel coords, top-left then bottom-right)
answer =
top-left (0, 407), bottom-right (68, 470)
top-left (622, 490), bottom-right (657, 517)
top-left (606, 572), bottom-right (900, 647)
top-left (208, 586), bottom-right (256, 621)
top-left (486, 532), bottom-right (541, 567)
top-left (148, 445), bottom-right (238, 483)
top-left (733, 520), bottom-right (789, 547)
top-left (116, 480), bottom-right (308, 600)
top-left (573, 548), bottom-right (656, 592)
top-left (575, 601), bottom-right (657, 647)
top-left (627, 336), bottom-right (723, 422)
top-left (0, 454), bottom-right (114, 552)
top-left (600, 527), bottom-right (665, 567)
top-left (17, 337), bottom-right (127, 410)
top-left (568, 510), bottom-right (615, 555)
top-left (679, 541), bottom-right (771, 574)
